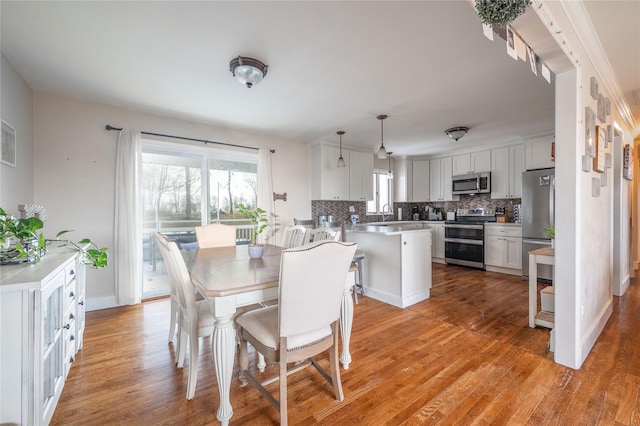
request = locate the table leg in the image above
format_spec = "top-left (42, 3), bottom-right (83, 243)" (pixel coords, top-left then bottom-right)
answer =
top-left (529, 253), bottom-right (537, 328)
top-left (211, 298), bottom-right (237, 425)
top-left (339, 272), bottom-right (354, 369)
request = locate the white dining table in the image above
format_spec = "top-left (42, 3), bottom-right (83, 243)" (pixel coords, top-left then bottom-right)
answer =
top-left (183, 244), bottom-right (356, 426)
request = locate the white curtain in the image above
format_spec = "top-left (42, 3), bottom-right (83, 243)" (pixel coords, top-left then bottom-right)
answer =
top-left (114, 129), bottom-right (142, 305)
top-left (257, 148), bottom-right (274, 244)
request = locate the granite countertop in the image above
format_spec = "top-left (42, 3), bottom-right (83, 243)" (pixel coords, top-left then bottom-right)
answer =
top-left (346, 223), bottom-right (432, 235)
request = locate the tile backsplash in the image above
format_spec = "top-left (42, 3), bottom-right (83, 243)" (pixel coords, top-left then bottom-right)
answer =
top-left (311, 194), bottom-right (521, 225)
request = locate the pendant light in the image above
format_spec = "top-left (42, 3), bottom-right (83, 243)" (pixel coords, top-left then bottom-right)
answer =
top-left (337, 131), bottom-right (346, 168)
top-left (387, 152), bottom-right (394, 180)
top-left (376, 114), bottom-right (388, 159)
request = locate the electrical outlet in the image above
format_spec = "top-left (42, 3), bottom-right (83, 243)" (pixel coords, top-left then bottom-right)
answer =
top-left (349, 206), bottom-right (355, 212)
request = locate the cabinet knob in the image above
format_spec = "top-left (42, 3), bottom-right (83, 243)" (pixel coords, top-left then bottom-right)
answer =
top-left (64, 324), bottom-right (71, 330)
top-left (79, 301), bottom-right (85, 306)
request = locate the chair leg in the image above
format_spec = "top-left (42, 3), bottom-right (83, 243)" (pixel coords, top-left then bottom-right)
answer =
top-left (177, 325), bottom-right (187, 368)
top-left (280, 338), bottom-right (288, 426)
top-left (329, 324), bottom-right (344, 401)
top-left (258, 352), bottom-right (267, 372)
top-left (186, 330), bottom-right (199, 400)
top-left (168, 300), bottom-right (177, 343)
top-left (239, 337), bottom-right (249, 386)
top-left (358, 258), bottom-right (365, 296)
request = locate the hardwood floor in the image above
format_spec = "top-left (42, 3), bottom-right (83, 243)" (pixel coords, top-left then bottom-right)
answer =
top-left (52, 264), bottom-right (640, 425)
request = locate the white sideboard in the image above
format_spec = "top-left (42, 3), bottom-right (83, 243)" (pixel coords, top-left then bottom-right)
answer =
top-left (1, 247), bottom-right (86, 425)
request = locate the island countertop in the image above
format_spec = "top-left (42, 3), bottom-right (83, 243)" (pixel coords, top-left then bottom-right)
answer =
top-left (346, 222), bottom-right (433, 235)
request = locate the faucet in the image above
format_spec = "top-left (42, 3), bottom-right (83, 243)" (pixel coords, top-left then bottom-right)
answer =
top-left (381, 204), bottom-right (392, 222)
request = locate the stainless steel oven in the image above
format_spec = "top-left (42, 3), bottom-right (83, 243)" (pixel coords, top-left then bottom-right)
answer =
top-left (444, 208), bottom-right (495, 269)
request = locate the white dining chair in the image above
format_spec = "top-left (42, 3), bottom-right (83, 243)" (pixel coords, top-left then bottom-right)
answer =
top-left (194, 223), bottom-right (236, 248)
top-left (153, 232), bottom-right (181, 345)
top-left (282, 225), bottom-right (307, 248)
top-left (235, 240), bottom-right (357, 425)
top-left (155, 232), bottom-right (215, 400)
top-left (306, 227), bottom-right (341, 244)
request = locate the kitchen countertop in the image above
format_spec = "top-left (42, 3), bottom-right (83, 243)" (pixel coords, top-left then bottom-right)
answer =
top-left (346, 223), bottom-right (433, 235)
top-left (484, 222), bottom-right (521, 226)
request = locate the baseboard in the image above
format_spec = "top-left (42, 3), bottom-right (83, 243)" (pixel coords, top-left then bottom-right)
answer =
top-left (485, 265), bottom-right (522, 276)
top-left (614, 274), bottom-right (631, 297)
top-left (432, 258), bottom-right (446, 264)
top-left (580, 299), bottom-right (613, 366)
top-left (362, 287), bottom-right (430, 309)
top-left (87, 296), bottom-right (118, 311)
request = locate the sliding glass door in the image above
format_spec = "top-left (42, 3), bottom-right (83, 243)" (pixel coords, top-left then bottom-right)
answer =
top-left (140, 142), bottom-right (257, 299)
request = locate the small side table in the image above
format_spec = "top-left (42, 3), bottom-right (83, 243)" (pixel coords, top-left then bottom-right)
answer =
top-left (528, 247), bottom-right (555, 328)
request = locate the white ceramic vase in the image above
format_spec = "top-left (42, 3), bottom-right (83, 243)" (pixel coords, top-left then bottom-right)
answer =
top-left (248, 244), bottom-right (264, 258)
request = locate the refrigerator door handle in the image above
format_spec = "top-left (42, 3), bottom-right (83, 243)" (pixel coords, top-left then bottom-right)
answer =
top-left (549, 176), bottom-right (555, 229)
top-left (523, 239), bottom-right (552, 245)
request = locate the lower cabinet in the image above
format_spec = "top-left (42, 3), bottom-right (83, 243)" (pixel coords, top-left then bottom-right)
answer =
top-left (1, 248), bottom-right (86, 425)
top-left (427, 222), bottom-right (445, 263)
top-left (484, 224), bottom-right (522, 275)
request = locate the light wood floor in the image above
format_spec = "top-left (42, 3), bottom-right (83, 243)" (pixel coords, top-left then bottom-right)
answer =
top-left (52, 264), bottom-right (640, 425)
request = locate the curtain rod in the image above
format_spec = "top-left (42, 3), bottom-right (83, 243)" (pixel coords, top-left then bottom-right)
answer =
top-left (105, 124), bottom-right (275, 153)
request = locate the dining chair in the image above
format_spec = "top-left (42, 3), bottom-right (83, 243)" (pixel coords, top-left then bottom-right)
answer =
top-left (235, 240), bottom-right (357, 425)
top-left (153, 232), bottom-right (181, 346)
top-left (306, 227), bottom-right (341, 244)
top-left (155, 232), bottom-right (215, 400)
top-left (194, 223), bottom-right (236, 248)
top-left (282, 225), bottom-right (307, 248)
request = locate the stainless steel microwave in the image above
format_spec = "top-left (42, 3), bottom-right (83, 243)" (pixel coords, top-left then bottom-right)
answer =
top-left (452, 172), bottom-right (491, 195)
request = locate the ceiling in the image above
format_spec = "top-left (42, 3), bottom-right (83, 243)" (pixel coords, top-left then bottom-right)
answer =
top-left (1, 1), bottom-right (637, 157)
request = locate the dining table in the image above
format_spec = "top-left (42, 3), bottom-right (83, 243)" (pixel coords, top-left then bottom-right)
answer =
top-left (182, 243), bottom-right (356, 426)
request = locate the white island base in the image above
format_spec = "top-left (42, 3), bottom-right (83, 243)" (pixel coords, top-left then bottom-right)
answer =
top-left (347, 226), bottom-right (432, 308)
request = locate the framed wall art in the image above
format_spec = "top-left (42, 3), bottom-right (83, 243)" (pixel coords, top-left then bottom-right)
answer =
top-left (597, 94), bottom-right (606, 123)
top-left (605, 97), bottom-right (611, 116)
top-left (593, 125), bottom-right (606, 173)
top-left (1, 121), bottom-right (16, 167)
top-left (585, 106), bottom-right (596, 158)
top-left (590, 76), bottom-right (599, 100)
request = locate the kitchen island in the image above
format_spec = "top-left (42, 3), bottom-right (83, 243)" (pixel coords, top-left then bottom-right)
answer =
top-left (346, 223), bottom-right (432, 308)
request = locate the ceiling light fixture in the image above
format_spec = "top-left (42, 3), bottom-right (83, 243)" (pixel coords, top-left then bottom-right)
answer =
top-left (337, 131), bottom-right (346, 168)
top-left (387, 152), bottom-right (394, 180)
top-left (445, 126), bottom-right (470, 141)
top-left (376, 114), bottom-right (389, 159)
top-left (229, 56), bottom-right (269, 88)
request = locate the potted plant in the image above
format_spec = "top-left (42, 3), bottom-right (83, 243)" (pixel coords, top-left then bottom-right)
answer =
top-left (544, 227), bottom-right (555, 249)
top-left (236, 203), bottom-right (268, 258)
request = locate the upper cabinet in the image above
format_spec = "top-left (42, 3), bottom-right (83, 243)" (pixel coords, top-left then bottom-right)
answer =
top-left (349, 150), bottom-right (374, 201)
top-left (311, 144), bottom-right (374, 201)
top-left (412, 160), bottom-right (430, 202)
top-left (311, 144), bottom-right (350, 200)
top-left (525, 134), bottom-right (555, 170)
top-left (452, 150), bottom-right (491, 175)
top-left (429, 156), bottom-right (455, 201)
top-left (491, 144), bottom-right (524, 199)
top-left (393, 157), bottom-right (412, 203)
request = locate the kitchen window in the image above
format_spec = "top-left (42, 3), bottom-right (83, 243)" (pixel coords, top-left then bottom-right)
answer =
top-left (367, 170), bottom-right (393, 215)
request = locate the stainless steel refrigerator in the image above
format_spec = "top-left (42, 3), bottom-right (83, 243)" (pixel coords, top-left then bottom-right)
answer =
top-left (521, 168), bottom-right (555, 280)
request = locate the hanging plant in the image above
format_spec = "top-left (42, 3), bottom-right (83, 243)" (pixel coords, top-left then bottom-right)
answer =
top-left (475, 0), bottom-right (531, 27)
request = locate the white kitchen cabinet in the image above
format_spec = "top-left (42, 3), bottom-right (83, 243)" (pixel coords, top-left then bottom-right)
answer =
top-left (429, 157), bottom-right (455, 201)
top-left (412, 160), bottom-right (430, 201)
top-left (427, 222), bottom-right (445, 262)
top-left (311, 144), bottom-right (350, 200)
top-left (484, 224), bottom-right (522, 275)
top-left (349, 150), bottom-right (374, 201)
top-left (452, 150), bottom-right (491, 175)
top-left (1, 247), bottom-right (86, 425)
top-left (393, 157), bottom-right (411, 202)
top-left (525, 134), bottom-right (555, 170)
top-left (491, 144), bottom-right (524, 199)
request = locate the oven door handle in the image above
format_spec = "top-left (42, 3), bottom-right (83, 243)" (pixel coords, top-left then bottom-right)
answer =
top-left (444, 224), bottom-right (484, 230)
top-left (444, 238), bottom-right (484, 245)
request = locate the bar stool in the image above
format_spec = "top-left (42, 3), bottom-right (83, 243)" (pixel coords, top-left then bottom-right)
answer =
top-left (352, 249), bottom-right (365, 304)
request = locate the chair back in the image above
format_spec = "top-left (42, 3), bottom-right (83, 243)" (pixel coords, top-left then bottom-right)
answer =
top-left (293, 218), bottom-right (315, 229)
top-left (153, 232), bottom-right (181, 305)
top-left (306, 227), bottom-right (341, 243)
top-left (282, 225), bottom-right (307, 248)
top-left (278, 240), bottom-right (357, 339)
top-left (194, 223), bottom-right (236, 248)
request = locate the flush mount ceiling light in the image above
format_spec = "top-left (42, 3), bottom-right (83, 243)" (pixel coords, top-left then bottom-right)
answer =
top-left (445, 126), bottom-right (470, 141)
top-left (337, 131), bottom-right (346, 168)
top-left (229, 56), bottom-right (269, 88)
top-left (376, 114), bottom-right (389, 159)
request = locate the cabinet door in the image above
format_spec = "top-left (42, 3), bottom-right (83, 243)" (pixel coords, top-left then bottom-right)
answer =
top-left (311, 145), bottom-right (349, 200)
top-left (440, 157), bottom-right (455, 201)
top-left (472, 150), bottom-right (491, 173)
top-left (484, 235), bottom-right (502, 267)
top-left (509, 144), bottom-right (525, 199)
top-left (503, 237), bottom-right (522, 269)
top-left (429, 159), bottom-right (442, 201)
top-left (412, 160), bottom-right (430, 201)
top-left (433, 224), bottom-right (445, 259)
top-left (452, 154), bottom-right (471, 175)
top-left (349, 150), bottom-right (373, 201)
top-left (525, 135), bottom-right (555, 170)
top-left (491, 147), bottom-right (510, 199)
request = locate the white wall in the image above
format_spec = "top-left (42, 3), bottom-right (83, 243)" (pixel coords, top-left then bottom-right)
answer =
top-left (33, 92), bottom-right (311, 310)
top-left (1, 53), bottom-right (34, 209)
